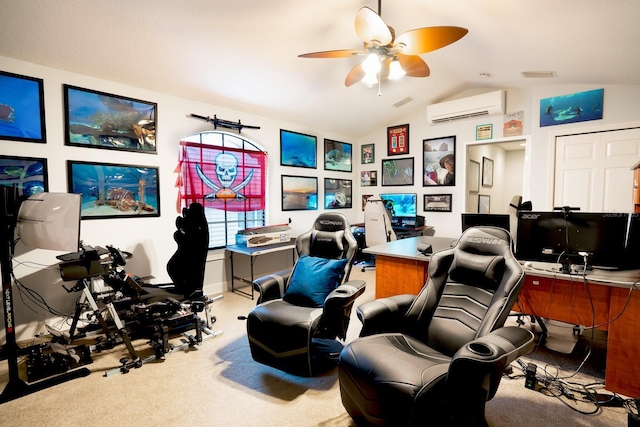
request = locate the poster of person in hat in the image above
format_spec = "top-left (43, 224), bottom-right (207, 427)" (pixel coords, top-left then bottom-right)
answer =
top-left (423, 135), bottom-right (456, 186)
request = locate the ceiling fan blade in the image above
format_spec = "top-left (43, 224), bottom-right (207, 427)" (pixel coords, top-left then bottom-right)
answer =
top-left (397, 54), bottom-right (430, 77)
top-left (355, 7), bottom-right (393, 45)
top-left (395, 26), bottom-right (468, 55)
top-left (298, 49), bottom-right (362, 59)
top-left (345, 64), bottom-right (365, 87)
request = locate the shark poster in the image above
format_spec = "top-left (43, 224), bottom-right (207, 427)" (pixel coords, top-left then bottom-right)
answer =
top-left (540, 88), bottom-right (603, 127)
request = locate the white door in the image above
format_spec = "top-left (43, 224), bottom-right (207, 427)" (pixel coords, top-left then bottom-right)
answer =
top-left (554, 128), bottom-right (640, 212)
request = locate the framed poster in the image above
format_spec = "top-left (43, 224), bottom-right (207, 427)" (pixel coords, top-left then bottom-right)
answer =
top-left (361, 170), bottom-right (377, 187)
top-left (478, 194), bottom-right (491, 214)
top-left (468, 160), bottom-right (480, 193)
top-left (324, 139), bottom-right (352, 172)
top-left (361, 143), bottom-right (375, 164)
top-left (476, 124), bottom-right (493, 140)
top-left (64, 85), bottom-right (157, 153)
top-left (67, 160), bottom-right (160, 219)
top-left (482, 156), bottom-right (494, 187)
top-left (324, 178), bottom-right (352, 209)
top-left (362, 194), bottom-right (374, 211)
top-left (381, 157), bottom-right (414, 186)
top-left (0, 70), bottom-right (46, 143)
top-left (281, 175), bottom-right (318, 211)
top-left (540, 88), bottom-right (604, 127)
top-left (280, 129), bottom-right (317, 168)
top-left (0, 155), bottom-right (48, 195)
top-left (423, 135), bottom-right (456, 186)
top-left (424, 194), bottom-right (452, 212)
top-left (387, 124), bottom-right (409, 156)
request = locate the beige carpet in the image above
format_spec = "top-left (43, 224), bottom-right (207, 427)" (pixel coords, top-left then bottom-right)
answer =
top-left (0, 268), bottom-right (630, 426)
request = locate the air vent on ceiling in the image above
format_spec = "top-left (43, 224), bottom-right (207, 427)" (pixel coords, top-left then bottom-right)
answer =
top-left (426, 90), bottom-right (505, 125)
top-left (393, 96), bottom-right (413, 107)
top-left (521, 71), bottom-right (556, 78)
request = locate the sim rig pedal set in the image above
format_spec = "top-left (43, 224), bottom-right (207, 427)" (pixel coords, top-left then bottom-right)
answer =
top-left (55, 244), bottom-right (222, 376)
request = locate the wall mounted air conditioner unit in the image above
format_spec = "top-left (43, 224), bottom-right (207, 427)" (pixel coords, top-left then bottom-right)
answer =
top-left (426, 90), bottom-right (505, 124)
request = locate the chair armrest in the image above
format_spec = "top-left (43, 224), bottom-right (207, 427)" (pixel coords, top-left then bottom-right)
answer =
top-left (253, 269), bottom-right (291, 304)
top-left (320, 280), bottom-right (366, 340)
top-left (357, 294), bottom-right (416, 337)
top-left (446, 326), bottom-right (535, 403)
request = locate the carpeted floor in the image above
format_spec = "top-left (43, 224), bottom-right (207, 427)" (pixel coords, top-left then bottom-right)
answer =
top-left (0, 268), bottom-right (632, 426)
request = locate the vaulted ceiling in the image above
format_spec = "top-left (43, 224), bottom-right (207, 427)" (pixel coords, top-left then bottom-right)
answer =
top-left (3, 0), bottom-right (639, 139)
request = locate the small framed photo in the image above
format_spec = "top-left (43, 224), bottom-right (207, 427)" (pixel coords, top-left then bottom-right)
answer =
top-left (324, 178), bottom-right (352, 209)
top-left (362, 194), bottom-right (374, 211)
top-left (423, 135), bottom-right (455, 186)
top-left (64, 85), bottom-right (157, 153)
top-left (281, 175), bottom-right (318, 211)
top-left (0, 155), bottom-right (48, 195)
top-left (280, 129), bottom-right (317, 169)
top-left (361, 170), bottom-right (377, 187)
top-left (0, 70), bottom-right (46, 143)
top-left (424, 194), bottom-right (452, 212)
top-left (381, 157), bottom-right (414, 186)
top-left (482, 156), bottom-right (494, 187)
top-left (478, 194), bottom-right (491, 214)
top-left (468, 160), bottom-right (480, 193)
top-left (67, 160), bottom-right (160, 219)
top-left (361, 143), bottom-right (375, 164)
top-left (387, 124), bottom-right (409, 156)
top-left (324, 139), bottom-right (352, 172)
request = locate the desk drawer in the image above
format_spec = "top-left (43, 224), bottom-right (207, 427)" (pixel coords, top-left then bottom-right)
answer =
top-left (516, 275), bottom-right (610, 330)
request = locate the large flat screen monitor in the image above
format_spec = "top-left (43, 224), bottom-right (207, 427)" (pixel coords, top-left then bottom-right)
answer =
top-left (379, 193), bottom-right (417, 218)
top-left (516, 211), bottom-right (629, 272)
top-left (16, 192), bottom-right (82, 252)
top-left (461, 213), bottom-right (511, 233)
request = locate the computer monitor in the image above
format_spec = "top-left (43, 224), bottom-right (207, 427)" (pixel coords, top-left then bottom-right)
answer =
top-left (461, 213), bottom-right (510, 233)
top-left (379, 193), bottom-right (417, 218)
top-left (516, 211), bottom-right (629, 272)
top-left (16, 192), bottom-right (82, 252)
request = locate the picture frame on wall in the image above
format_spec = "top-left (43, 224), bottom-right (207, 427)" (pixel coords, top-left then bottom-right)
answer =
top-left (281, 175), bottom-right (318, 211)
top-left (63, 85), bottom-right (157, 154)
top-left (324, 139), bottom-right (352, 172)
top-left (0, 70), bottom-right (46, 143)
top-left (381, 157), bottom-right (414, 186)
top-left (387, 124), bottom-right (409, 156)
top-left (67, 160), bottom-right (160, 219)
top-left (324, 178), bottom-right (352, 209)
top-left (361, 143), bottom-right (375, 164)
top-left (482, 156), bottom-right (494, 187)
top-left (361, 170), bottom-right (377, 187)
top-left (362, 194), bottom-right (374, 211)
top-left (280, 129), bottom-right (317, 169)
top-left (0, 155), bottom-right (48, 195)
top-left (478, 194), bottom-right (491, 214)
top-left (468, 160), bottom-right (480, 192)
top-left (424, 194), bottom-right (452, 212)
top-left (423, 135), bottom-right (456, 186)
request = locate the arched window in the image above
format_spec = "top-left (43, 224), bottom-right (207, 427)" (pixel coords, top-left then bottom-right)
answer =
top-left (178, 131), bottom-right (267, 249)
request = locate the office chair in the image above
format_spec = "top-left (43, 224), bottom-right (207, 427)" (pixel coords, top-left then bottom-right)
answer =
top-left (359, 198), bottom-right (396, 272)
top-left (246, 212), bottom-right (366, 376)
top-left (339, 226), bottom-right (534, 426)
top-left (508, 195), bottom-right (522, 245)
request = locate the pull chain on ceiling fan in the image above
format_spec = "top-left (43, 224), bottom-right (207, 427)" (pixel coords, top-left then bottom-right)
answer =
top-left (298, 1), bottom-right (468, 91)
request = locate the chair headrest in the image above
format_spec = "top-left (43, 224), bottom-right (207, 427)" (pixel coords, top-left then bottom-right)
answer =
top-left (310, 229), bottom-right (345, 259)
top-left (314, 212), bottom-right (350, 232)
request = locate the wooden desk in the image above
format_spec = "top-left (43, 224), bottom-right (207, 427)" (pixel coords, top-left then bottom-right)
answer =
top-left (365, 237), bottom-right (640, 398)
top-left (226, 239), bottom-right (296, 299)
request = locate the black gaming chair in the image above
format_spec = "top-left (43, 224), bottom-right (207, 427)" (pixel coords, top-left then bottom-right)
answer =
top-left (246, 212), bottom-right (366, 377)
top-left (338, 226), bottom-right (534, 426)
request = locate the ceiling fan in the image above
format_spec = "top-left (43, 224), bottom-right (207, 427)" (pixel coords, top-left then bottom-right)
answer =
top-left (298, 2), bottom-right (468, 89)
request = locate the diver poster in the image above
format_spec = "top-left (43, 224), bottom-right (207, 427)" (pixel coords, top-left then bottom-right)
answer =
top-left (539, 88), bottom-right (603, 127)
top-left (64, 85), bottom-right (157, 153)
top-left (67, 160), bottom-right (160, 219)
top-left (0, 70), bottom-right (46, 143)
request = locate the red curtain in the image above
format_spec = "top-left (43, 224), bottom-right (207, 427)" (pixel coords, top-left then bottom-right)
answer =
top-left (177, 140), bottom-right (266, 212)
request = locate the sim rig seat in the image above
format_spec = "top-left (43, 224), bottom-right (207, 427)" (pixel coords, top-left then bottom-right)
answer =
top-left (246, 212), bottom-right (366, 377)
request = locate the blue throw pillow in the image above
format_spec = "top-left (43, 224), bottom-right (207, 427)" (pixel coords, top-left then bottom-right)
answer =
top-left (283, 255), bottom-right (349, 307)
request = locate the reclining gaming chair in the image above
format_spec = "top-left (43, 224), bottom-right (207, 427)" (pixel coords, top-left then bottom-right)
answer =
top-left (246, 212), bottom-right (366, 376)
top-left (339, 226), bottom-right (534, 426)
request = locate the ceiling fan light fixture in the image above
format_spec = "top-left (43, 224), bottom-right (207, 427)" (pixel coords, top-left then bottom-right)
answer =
top-left (362, 70), bottom-right (379, 86)
top-left (388, 58), bottom-right (406, 80)
top-left (362, 53), bottom-right (382, 74)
